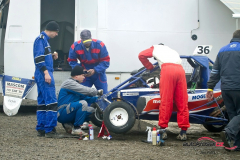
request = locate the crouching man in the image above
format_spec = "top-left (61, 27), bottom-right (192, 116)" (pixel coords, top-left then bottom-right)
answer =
top-left (57, 66), bottom-right (100, 135)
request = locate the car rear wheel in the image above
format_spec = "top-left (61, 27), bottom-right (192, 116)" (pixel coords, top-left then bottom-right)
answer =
top-left (103, 101), bottom-right (136, 134)
top-left (203, 123), bottom-right (226, 132)
top-left (203, 105), bottom-right (228, 132)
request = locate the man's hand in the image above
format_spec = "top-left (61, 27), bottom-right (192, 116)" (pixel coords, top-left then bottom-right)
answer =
top-left (206, 90), bottom-right (213, 101)
top-left (87, 69), bottom-right (95, 77)
top-left (44, 70), bottom-right (51, 84)
top-left (52, 51), bottom-right (58, 60)
top-left (97, 89), bottom-right (103, 96)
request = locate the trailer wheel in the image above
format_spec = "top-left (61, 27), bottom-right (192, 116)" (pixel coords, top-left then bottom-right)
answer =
top-left (103, 101), bottom-right (136, 134)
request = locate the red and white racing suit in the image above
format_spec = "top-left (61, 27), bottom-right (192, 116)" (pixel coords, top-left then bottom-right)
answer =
top-left (138, 45), bottom-right (190, 130)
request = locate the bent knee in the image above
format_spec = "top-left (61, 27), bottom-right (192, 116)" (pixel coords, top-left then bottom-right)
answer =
top-left (80, 100), bottom-right (94, 113)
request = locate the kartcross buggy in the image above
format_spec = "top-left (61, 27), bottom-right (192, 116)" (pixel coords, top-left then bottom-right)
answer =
top-left (91, 56), bottom-right (228, 134)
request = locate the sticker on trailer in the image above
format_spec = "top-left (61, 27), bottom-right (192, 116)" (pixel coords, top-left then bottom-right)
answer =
top-left (122, 92), bottom-right (139, 96)
top-left (1, 75), bottom-right (36, 99)
top-left (5, 82), bottom-right (26, 98)
top-left (193, 45), bottom-right (213, 56)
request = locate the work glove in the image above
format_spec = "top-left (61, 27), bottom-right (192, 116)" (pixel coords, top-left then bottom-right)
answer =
top-left (97, 89), bottom-right (103, 96)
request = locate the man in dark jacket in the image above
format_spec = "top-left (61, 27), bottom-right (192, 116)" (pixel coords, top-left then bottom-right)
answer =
top-left (206, 30), bottom-right (240, 151)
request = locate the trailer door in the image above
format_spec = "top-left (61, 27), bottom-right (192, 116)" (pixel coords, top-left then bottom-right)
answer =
top-left (4, 0), bottom-right (40, 79)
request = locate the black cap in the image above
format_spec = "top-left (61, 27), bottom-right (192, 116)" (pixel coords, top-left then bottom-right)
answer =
top-left (45, 21), bottom-right (59, 32)
top-left (71, 66), bottom-right (84, 76)
top-left (80, 29), bottom-right (92, 44)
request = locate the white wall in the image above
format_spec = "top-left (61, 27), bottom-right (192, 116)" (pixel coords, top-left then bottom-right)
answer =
top-left (75, 0), bottom-right (98, 40)
top-left (4, 0), bottom-right (40, 79)
top-left (92, 0), bottom-right (236, 72)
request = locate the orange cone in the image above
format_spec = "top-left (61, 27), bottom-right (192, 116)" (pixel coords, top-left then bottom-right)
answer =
top-left (98, 121), bottom-right (110, 138)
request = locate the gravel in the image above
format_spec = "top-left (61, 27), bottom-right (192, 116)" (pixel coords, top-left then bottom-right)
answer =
top-left (0, 111), bottom-right (239, 160)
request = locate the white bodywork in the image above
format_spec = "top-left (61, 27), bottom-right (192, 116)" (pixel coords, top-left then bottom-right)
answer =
top-left (0, 0), bottom-right (239, 106)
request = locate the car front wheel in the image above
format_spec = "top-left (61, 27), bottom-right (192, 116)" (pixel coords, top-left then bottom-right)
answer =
top-left (103, 101), bottom-right (136, 134)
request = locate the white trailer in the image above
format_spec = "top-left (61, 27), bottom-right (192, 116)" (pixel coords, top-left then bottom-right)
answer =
top-left (0, 0), bottom-right (239, 115)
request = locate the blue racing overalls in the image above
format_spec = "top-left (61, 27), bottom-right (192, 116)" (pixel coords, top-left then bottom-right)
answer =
top-left (33, 31), bottom-right (58, 133)
top-left (67, 39), bottom-right (110, 94)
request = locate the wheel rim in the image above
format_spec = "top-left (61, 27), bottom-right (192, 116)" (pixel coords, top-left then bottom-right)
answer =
top-left (109, 108), bottom-right (129, 126)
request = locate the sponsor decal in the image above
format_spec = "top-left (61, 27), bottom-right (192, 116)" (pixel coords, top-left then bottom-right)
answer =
top-left (5, 81), bottom-right (26, 98)
top-left (12, 77), bottom-right (22, 81)
top-left (7, 98), bottom-right (18, 106)
top-left (122, 92), bottom-right (139, 96)
top-left (153, 100), bottom-right (161, 103)
top-left (192, 94), bottom-right (206, 100)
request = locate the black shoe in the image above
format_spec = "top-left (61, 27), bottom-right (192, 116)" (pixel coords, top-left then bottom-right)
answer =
top-left (220, 131), bottom-right (232, 148)
top-left (37, 130), bottom-right (45, 137)
top-left (45, 129), bottom-right (64, 138)
top-left (62, 123), bottom-right (73, 134)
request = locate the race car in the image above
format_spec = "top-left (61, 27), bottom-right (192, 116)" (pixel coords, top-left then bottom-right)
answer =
top-left (91, 55), bottom-right (228, 134)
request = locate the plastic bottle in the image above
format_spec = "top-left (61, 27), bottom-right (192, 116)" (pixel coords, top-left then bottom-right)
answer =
top-left (146, 126), bottom-right (152, 142)
top-left (157, 130), bottom-right (160, 144)
top-left (152, 127), bottom-right (157, 145)
top-left (88, 124), bottom-right (94, 140)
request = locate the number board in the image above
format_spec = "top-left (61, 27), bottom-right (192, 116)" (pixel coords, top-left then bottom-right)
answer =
top-left (193, 45), bottom-right (212, 55)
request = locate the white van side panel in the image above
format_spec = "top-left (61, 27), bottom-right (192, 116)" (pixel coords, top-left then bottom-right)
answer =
top-left (75, 0), bottom-right (98, 40)
top-left (4, 0), bottom-right (40, 79)
top-left (95, 0), bottom-right (236, 72)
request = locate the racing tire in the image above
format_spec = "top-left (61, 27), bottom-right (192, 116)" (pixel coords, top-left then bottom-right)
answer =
top-left (103, 101), bottom-right (136, 134)
top-left (203, 105), bottom-right (229, 132)
top-left (90, 109), bottom-right (103, 127)
top-left (203, 123), bottom-right (226, 132)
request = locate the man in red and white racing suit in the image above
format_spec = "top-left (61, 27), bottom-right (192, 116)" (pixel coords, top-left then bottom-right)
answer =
top-left (138, 44), bottom-right (190, 140)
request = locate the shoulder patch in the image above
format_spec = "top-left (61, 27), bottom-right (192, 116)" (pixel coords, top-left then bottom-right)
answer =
top-left (40, 34), bottom-right (44, 39)
top-left (77, 40), bottom-right (81, 44)
top-left (92, 39), bottom-right (97, 42)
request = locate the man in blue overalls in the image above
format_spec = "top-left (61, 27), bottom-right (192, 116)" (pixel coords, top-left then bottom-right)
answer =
top-left (57, 66), bottom-right (102, 135)
top-left (33, 21), bottom-right (63, 138)
top-left (67, 29), bottom-right (110, 94)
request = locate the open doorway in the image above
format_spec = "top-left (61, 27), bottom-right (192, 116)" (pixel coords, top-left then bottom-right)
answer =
top-left (41, 0), bottom-right (75, 71)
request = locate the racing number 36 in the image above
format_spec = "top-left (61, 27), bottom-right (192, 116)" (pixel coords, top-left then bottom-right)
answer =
top-left (198, 46), bottom-right (210, 54)
top-left (193, 45), bottom-right (212, 55)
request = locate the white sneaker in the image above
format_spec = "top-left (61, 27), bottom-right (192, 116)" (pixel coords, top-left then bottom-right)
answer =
top-left (81, 122), bottom-right (89, 130)
top-left (71, 128), bottom-right (88, 136)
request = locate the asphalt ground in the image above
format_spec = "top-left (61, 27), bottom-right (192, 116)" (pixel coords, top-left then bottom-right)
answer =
top-left (0, 109), bottom-right (239, 160)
